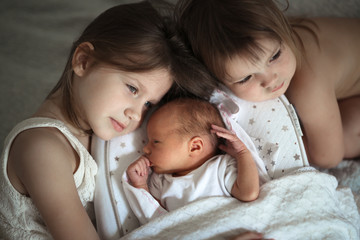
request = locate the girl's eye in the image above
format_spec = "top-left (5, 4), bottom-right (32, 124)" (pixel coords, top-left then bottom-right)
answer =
top-left (153, 140), bottom-right (160, 144)
top-left (144, 101), bottom-right (152, 109)
top-left (127, 84), bottom-right (138, 95)
top-left (238, 75), bottom-right (252, 84)
top-left (270, 49), bottom-right (281, 62)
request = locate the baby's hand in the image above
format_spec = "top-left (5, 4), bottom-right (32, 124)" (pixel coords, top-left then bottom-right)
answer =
top-left (126, 156), bottom-right (151, 189)
top-left (211, 124), bottom-right (249, 158)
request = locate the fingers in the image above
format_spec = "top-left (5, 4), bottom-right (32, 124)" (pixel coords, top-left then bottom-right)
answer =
top-left (136, 156), bottom-right (151, 176)
top-left (211, 124), bottom-right (240, 143)
top-left (211, 124), bottom-right (233, 134)
top-left (211, 124), bottom-right (235, 137)
top-left (211, 124), bottom-right (249, 156)
top-left (128, 156), bottom-right (150, 177)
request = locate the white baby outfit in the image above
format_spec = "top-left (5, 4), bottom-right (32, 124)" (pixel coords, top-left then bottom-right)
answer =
top-left (0, 118), bottom-right (98, 240)
top-left (149, 154), bottom-right (237, 211)
top-left (122, 154), bottom-right (238, 224)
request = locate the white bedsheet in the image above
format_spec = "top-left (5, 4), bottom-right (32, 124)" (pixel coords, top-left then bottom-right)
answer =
top-left (121, 167), bottom-right (360, 240)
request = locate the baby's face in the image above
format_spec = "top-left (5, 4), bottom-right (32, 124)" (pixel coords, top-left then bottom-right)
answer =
top-left (143, 106), bottom-right (192, 176)
top-left (222, 38), bottom-right (296, 102)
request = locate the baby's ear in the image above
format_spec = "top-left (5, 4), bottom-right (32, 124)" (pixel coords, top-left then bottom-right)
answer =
top-left (72, 42), bottom-right (95, 77)
top-left (189, 136), bottom-right (204, 155)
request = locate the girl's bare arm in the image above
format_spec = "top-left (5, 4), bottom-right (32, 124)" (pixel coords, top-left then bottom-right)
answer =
top-left (288, 18), bottom-right (360, 168)
top-left (9, 129), bottom-right (100, 240)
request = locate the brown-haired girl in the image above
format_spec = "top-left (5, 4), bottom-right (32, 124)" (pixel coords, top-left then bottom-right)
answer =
top-left (0, 1), bottom-right (217, 239)
top-left (175, 0), bottom-right (360, 168)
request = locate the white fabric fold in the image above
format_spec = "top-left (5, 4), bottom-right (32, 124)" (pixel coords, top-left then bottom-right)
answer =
top-left (210, 88), bottom-right (271, 184)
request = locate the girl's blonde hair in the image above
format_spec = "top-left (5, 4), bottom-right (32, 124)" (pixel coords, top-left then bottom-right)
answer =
top-left (48, 0), bottom-right (218, 133)
top-left (175, 0), bottom-right (311, 81)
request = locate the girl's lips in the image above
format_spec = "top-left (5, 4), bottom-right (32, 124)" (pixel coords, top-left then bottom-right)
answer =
top-left (272, 82), bottom-right (284, 92)
top-left (110, 118), bottom-right (125, 132)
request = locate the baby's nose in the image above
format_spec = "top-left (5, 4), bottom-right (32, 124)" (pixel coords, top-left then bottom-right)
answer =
top-left (143, 143), bottom-right (151, 155)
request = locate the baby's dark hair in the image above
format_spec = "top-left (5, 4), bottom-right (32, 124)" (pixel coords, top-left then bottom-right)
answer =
top-left (48, 0), bottom-right (217, 133)
top-left (175, 0), bottom-right (308, 81)
top-left (162, 98), bottom-right (225, 148)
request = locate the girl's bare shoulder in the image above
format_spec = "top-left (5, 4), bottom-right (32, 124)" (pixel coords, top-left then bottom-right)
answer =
top-left (311, 17), bottom-right (360, 31)
top-left (9, 127), bottom-right (78, 181)
top-left (297, 18), bottom-right (360, 56)
top-left (11, 127), bottom-right (73, 159)
top-left (295, 18), bottom-right (360, 80)
top-left (6, 127), bottom-right (78, 195)
top-left (294, 18), bottom-right (360, 97)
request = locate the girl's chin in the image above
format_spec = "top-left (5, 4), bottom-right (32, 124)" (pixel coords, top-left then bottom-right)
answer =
top-left (94, 132), bottom-right (113, 141)
top-left (271, 92), bottom-right (284, 100)
top-left (245, 95), bottom-right (277, 102)
top-left (267, 88), bottom-right (287, 101)
top-left (93, 129), bottom-right (123, 141)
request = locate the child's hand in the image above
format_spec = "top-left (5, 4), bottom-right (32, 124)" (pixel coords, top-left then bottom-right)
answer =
top-left (211, 124), bottom-right (249, 158)
top-left (126, 155), bottom-right (151, 189)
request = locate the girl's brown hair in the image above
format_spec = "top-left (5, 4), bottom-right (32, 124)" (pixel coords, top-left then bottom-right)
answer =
top-left (175, 0), bottom-right (309, 81)
top-left (48, 0), bottom-right (218, 133)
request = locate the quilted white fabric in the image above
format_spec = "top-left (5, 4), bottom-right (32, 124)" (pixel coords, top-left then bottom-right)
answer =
top-left (121, 167), bottom-right (360, 240)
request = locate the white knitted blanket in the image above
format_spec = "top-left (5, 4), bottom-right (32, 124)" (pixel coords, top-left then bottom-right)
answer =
top-left (121, 167), bottom-right (360, 240)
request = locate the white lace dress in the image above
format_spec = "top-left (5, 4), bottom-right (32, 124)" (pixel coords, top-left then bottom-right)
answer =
top-left (0, 118), bottom-right (98, 240)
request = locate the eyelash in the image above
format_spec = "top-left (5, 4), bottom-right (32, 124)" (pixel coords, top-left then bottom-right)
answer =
top-left (127, 84), bottom-right (138, 95)
top-left (144, 101), bottom-right (152, 109)
top-left (238, 75), bottom-right (252, 84)
top-left (127, 84), bottom-right (153, 109)
top-left (270, 49), bottom-right (281, 62)
top-left (237, 47), bottom-right (282, 85)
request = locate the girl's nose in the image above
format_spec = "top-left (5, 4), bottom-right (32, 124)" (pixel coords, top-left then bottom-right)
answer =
top-left (124, 107), bottom-right (141, 122)
top-left (260, 72), bottom-right (278, 88)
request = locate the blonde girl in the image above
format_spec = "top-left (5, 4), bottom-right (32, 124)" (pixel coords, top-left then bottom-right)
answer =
top-left (175, 0), bottom-right (360, 168)
top-left (0, 1), bottom-right (216, 239)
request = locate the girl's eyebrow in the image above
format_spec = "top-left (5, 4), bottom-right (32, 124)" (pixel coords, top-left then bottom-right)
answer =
top-left (124, 73), bottom-right (140, 83)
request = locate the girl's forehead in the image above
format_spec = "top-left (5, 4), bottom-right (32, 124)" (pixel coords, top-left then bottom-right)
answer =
top-left (224, 39), bottom-right (280, 80)
top-left (244, 37), bottom-right (281, 57)
top-left (255, 38), bottom-right (280, 52)
top-left (135, 69), bottom-right (172, 100)
top-left (128, 68), bottom-right (171, 83)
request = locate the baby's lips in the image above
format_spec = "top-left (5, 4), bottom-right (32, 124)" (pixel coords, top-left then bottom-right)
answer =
top-left (142, 155), bottom-right (153, 167)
